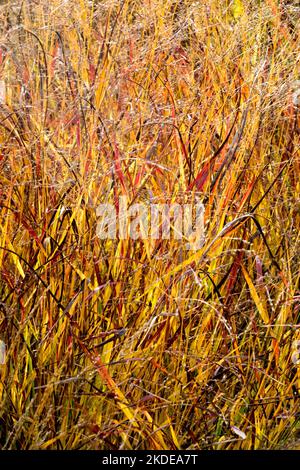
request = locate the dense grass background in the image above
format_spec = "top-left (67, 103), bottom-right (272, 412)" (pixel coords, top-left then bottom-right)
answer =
top-left (0, 0), bottom-right (299, 449)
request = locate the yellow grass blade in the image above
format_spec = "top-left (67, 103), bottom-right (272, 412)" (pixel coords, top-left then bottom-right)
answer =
top-left (241, 265), bottom-right (269, 324)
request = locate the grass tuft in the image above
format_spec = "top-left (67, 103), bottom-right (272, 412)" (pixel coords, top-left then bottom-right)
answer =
top-left (0, 0), bottom-right (299, 450)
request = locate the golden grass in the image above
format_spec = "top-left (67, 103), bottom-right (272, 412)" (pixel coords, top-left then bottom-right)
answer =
top-left (0, 0), bottom-right (299, 449)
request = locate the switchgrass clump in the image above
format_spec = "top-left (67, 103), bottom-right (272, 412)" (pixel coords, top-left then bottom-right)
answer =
top-left (0, 0), bottom-right (299, 450)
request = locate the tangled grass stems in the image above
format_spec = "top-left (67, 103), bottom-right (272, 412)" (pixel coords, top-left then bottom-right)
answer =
top-left (0, 0), bottom-right (299, 450)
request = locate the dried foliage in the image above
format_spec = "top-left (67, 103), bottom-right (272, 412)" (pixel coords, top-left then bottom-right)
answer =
top-left (0, 0), bottom-right (299, 450)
